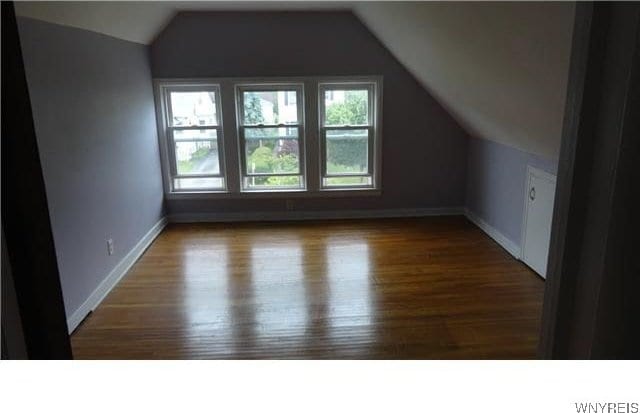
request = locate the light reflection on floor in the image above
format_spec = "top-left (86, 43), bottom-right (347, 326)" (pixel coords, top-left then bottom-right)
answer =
top-left (177, 232), bottom-right (376, 355)
top-left (251, 241), bottom-right (308, 347)
top-left (181, 242), bottom-right (232, 349)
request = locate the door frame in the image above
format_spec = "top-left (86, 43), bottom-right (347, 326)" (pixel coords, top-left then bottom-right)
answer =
top-left (1, 2), bottom-right (72, 359)
top-left (538, 2), bottom-right (640, 358)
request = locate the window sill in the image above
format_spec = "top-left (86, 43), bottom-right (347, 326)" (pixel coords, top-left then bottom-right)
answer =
top-left (165, 188), bottom-right (381, 201)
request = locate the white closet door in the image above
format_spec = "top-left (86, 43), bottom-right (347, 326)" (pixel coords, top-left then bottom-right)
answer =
top-left (522, 167), bottom-right (556, 278)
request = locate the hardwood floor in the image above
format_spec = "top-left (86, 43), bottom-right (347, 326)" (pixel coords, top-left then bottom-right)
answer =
top-left (71, 216), bottom-right (544, 359)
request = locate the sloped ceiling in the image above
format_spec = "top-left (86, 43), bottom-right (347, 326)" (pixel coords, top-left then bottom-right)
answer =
top-left (354, 2), bottom-right (576, 160)
top-left (15, 1), bottom-right (575, 159)
top-left (14, 1), bottom-right (355, 44)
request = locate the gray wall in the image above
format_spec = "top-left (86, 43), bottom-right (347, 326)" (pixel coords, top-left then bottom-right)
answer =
top-left (466, 138), bottom-right (557, 246)
top-left (151, 11), bottom-right (470, 216)
top-left (17, 18), bottom-right (165, 319)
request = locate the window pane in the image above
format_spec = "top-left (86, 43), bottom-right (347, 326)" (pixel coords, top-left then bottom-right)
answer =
top-left (173, 129), bottom-right (217, 141)
top-left (242, 90), bottom-right (298, 125)
top-left (243, 176), bottom-right (302, 190)
top-left (244, 128), bottom-right (299, 175)
top-left (175, 140), bottom-right (220, 175)
top-left (324, 89), bottom-right (369, 126)
top-left (323, 176), bottom-right (372, 187)
top-left (170, 91), bottom-right (217, 126)
top-left (326, 129), bottom-right (368, 175)
top-left (174, 177), bottom-right (225, 191)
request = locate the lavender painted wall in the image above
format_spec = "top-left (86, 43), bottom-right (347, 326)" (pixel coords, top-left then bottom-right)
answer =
top-left (151, 11), bottom-right (470, 215)
top-left (17, 18), bottom-right (165, 318)
top-left (466, 137), bottom-right (558, 246)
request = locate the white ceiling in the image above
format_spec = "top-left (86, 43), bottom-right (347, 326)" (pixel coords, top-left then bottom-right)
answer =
top-left (15, 1), bottom-right (576, 159)
top-left (355, 2), bottom-right (575, 159)
top-left (15, 1), bottom-right (355, 44)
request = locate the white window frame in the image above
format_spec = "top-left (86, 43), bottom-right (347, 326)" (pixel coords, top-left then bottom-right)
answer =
top-left (318, 80), bottom-right (381, 190)
top-left (236, 83), bottom-right (306, 192)
top-left (154, 76), bottom-right (382, 199)
top-left (156, 82), bottom-right (227, 193)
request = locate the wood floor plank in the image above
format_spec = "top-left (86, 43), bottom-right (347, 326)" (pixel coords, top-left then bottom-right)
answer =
top-left (71, 216), bottom-right (544, 359)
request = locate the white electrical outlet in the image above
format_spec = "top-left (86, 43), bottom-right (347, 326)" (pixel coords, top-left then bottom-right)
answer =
top-left (107, 238), bottom-right (114, 256)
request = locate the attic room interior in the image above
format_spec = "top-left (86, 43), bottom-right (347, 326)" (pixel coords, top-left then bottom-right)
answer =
top-left (2, 0), bottom-right (638, 363)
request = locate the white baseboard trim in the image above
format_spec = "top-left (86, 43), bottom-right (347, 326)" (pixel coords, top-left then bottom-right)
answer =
top-left (168, 207), bottom-right (465, 223)
top-left (66, 217), bottom-right (168, 333)
top-left (464, 208), bottom-right (522, 259)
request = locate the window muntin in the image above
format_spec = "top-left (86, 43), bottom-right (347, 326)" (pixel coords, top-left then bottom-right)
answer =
top-left (319, 83), bottom-right (377, 189)
top-left (237, 84), bottom-right (305, 191)
top-left (163, 85), bottom-right (226, 192)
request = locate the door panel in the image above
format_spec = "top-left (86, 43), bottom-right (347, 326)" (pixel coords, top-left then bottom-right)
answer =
top-left (522, 168), bottom-right (556, 278)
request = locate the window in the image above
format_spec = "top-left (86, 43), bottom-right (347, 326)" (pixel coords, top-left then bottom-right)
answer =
top-left (156, 77), bottom-right (381, 197)
top-left (236, 84), bottom-right (305, 191)
top-left (160, 84), bottom-right (226, 192)
top-left (319, 82), bottom-right (378, 189)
